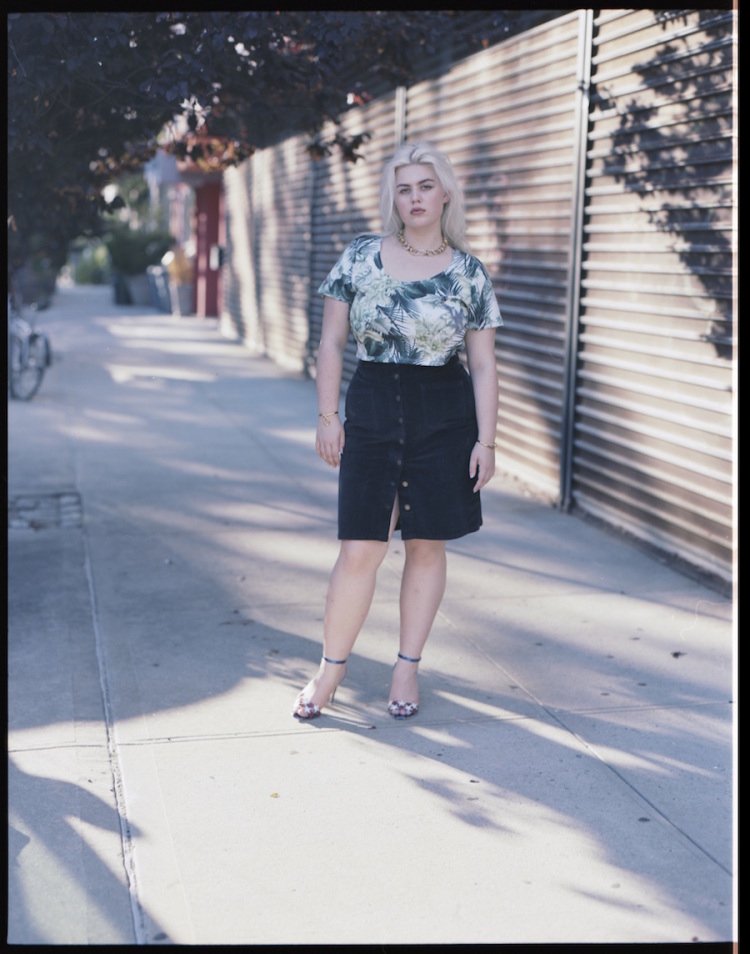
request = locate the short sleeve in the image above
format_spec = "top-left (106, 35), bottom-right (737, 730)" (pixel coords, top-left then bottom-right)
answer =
top-left (467, 260), bottom-right (503, 331)
top-left (318, 242), bottom-right (358, 303)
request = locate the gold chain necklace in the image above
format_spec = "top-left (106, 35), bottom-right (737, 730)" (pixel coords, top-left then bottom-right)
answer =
top-left (398, 227), bottom-right (448, 257)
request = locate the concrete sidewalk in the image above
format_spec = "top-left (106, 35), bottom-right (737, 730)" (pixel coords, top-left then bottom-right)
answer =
top-left (7, 284), bottom-right (735, 945)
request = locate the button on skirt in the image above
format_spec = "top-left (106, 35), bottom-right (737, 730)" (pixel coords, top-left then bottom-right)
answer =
top-left (338, 356), bottom-right (482, 541)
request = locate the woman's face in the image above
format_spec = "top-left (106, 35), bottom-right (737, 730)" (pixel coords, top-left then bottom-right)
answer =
top-left (394, 163), bottom-right (449, 230)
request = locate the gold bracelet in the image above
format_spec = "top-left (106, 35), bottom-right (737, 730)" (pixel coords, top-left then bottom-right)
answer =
top-left (318, 410), bottom-right (339, 427)
top-left (476, 440), bottom-right (496, 449)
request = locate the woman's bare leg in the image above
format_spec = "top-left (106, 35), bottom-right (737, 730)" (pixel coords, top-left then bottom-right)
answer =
top-left (389, 538), bottom-right (447, 708)
top-left (294, 502), bottom-right (400, 713)
top-left (323, 539), bottom-right (389, 657)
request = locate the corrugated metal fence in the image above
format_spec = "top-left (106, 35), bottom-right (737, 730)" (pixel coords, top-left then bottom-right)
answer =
top-left (570, 9), bottom-right (735, 579)
top-left (222, 8), bottom-right (736, 582)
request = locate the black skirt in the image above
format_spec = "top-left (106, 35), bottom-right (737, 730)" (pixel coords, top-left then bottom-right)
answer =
top-left (338, 356), bottom-right (482, 541)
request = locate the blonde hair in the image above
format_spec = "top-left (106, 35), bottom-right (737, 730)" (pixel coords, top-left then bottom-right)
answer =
top-left (380, 142), bottom-right (469, 252)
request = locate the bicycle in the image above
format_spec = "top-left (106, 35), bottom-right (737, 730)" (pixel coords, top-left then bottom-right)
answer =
top-left (8, 297), bottom-right (52, 400)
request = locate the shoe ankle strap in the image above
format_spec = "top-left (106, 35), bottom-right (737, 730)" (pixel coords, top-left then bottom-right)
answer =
top-left (397, 652), bottom-right (421, 663)
top-left (323, 655), bottom-right (347, 665)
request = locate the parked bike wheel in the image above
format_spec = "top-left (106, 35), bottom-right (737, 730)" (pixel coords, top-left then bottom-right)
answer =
top-left (9, 330), bottom-right (49, 400)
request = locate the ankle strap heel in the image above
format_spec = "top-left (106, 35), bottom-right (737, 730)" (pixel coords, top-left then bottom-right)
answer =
top-left (292, 656), bottom-right (348, 720)
top-left (389, 652), bottom-right (421, 719)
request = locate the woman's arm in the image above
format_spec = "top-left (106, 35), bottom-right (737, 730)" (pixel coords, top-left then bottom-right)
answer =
top-left (464, 327), bottom-right (499, 492)
top-left (316, 296), bottom-right (350, 467)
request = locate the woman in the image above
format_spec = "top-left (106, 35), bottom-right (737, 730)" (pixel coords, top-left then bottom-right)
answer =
top-left (292, 141), bottom-right (502, 720)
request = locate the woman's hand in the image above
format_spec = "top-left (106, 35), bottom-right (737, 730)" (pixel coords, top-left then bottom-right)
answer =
top-left (315, 297), bottom-right (350, 468)
top-left (465, 327), bottom-right (499, 492)
top-left (316, 416), bottom-right (345, 467)
top-left (469, 441), bottom-right (496, 492)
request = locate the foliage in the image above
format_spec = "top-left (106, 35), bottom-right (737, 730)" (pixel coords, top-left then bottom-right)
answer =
top-left (8, 11), bottom-right (542, 276)
top-left (73, 241), bottom-right (111, 285)
top-left (109, 171), bottom-right (156, 229)
top-left (105, 226), bottom-right (173, 276)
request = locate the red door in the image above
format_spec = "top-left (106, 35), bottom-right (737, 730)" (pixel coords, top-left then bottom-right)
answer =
top-left (194, 180), bottom-right (224, 317)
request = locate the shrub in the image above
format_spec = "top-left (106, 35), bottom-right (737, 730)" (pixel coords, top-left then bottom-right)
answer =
top-left (74, 243), bottom-right (111, 284)
top-left (105, 226), bottom-right (174, 276)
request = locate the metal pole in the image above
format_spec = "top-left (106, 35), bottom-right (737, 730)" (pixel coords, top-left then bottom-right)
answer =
top-left (394, 85), bottom-right (407, 149)
top-left (560, 8), bottom-right (594, 510)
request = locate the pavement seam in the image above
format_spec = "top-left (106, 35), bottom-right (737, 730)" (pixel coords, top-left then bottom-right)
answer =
top-left (447, 617), bottom-right (734, 878)
top-left (82, 527), bottom-right (148, 943)
top-left (543, 706), bottom-right (734, 878)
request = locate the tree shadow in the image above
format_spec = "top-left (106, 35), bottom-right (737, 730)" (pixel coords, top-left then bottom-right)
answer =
top-left (8, 285), bottom-right (732, 942)
top-left (591, 9), bottom-right (734, 361)
top-left (7, 757), bottom-right (176, 943)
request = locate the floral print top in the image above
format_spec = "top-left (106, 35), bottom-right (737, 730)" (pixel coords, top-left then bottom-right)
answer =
top-left (318, 234), bottom-right (502, 366)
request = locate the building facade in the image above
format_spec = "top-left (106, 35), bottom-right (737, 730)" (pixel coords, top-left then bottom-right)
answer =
top-left (221, 9), bottom-right (736, 584)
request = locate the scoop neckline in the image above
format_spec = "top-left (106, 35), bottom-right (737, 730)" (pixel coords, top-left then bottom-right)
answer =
top-left (375, 238), bottom-right (458, 284)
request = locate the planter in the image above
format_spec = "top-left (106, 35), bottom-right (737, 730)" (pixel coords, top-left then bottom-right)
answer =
top-left (169, 282), bottom-right (193, 316)
top-left (126, 273), bottom-right (153, 306)
top-left (106, 227), bottom-right (174, 306)
top-left (148, 265), bottom-right (172, 313)
top-left (112, 274), bottom-right (131, 304)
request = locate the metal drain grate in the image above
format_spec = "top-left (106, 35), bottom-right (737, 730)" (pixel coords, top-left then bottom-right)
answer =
top-left (8, 492), bottom-right (83, 529)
